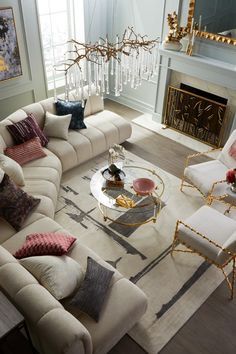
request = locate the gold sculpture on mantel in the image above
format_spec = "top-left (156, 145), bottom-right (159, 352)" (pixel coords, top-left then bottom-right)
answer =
top-left (163, 11), bottom-right (188, 51)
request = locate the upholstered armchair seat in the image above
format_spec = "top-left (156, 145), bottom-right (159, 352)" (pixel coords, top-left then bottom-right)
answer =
top-left (181, 129), bottom-right (236, 201)
top-left (177, 206), bottom-right (236, 265)
top-left (184, 160), bottom-right (228, 196)
top-left (172, 205), bottom-right (236, 298)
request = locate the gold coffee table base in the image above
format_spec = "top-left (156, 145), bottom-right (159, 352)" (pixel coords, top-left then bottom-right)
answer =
top-left (98, 196), bottom-right (162, 226)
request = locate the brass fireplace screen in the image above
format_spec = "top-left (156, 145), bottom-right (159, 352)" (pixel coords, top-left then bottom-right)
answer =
top-left (164, 86), bottom-right (227, 147)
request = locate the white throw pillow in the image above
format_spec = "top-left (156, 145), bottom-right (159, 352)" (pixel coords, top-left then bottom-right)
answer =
top-left (43, 111), bottom-right (71, 140)
top-left (20, 255), bottom-right (84, 300)
top-left (0, 153), bottom-right (25, 186)
top-left (0, 167), bottom-right (4, 183)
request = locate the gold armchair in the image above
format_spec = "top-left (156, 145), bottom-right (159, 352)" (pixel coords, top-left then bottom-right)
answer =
top-left (181, 129), bottom-right (236, 203)
top-left (180, 147), bottom-right (230, 203)
top-left (171, 205), bottom-right (236, 299)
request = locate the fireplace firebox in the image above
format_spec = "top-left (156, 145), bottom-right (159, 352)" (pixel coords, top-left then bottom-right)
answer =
top-left (164, 84), bottom-right (228, 147)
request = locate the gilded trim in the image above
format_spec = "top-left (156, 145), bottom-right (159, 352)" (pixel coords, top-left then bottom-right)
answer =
top-left (187, 0), bottom-right (236, 46)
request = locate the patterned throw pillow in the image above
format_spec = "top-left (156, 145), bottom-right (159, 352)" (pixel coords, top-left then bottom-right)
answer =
top-left (4, 137), bottom-right (47, 166)
top-left (70, 257), bottom-right (114, 322)
top-left (55, 99), bottom-right (87, 130)
top-left (0, 173), bottom-right (40, 231)
top-left (14, 232), bottom-right (76, 259)
top-left (7, 114), bottom-right (49, 147)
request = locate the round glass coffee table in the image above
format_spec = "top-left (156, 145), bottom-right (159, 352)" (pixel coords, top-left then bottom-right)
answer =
top-left (90, 163), bottom-right (170, 226)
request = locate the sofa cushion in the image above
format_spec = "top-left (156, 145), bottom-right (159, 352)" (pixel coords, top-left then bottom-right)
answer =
top-left (0, 174), bottom-right (40, 231)
top-left (0, 153), bottom-right (25, 186)
top-left (87, 110), bottom-right (132, 144)
top-left (43, 112), bottom-right (71, 140)
top-left (55, 99), bottom-right (87, 130)
top-left (4, 137), bottom-right (47, 166)
top-left (20, 255), bottom-right (84, 300)
top-left (70, 257), bottom-right (114, 322)
top-left (14, 232), bottom-right (76, 259)
top-left (6, 114), bottom-right (49, 147)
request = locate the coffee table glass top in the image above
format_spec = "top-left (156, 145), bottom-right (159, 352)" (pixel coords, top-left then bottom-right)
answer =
top-left (90, 163), bottom-right (170, 215)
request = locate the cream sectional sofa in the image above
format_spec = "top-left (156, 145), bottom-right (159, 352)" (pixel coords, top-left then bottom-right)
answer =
top-left (0, 88), bottom-right (147, 354)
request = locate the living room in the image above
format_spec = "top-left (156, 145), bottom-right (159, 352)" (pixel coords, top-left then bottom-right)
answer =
top-left (0, 0), bottom-right (236, 353)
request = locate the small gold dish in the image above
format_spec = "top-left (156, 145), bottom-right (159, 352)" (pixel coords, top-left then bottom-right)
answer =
top-left (116, 194), bottom-right (136, 208)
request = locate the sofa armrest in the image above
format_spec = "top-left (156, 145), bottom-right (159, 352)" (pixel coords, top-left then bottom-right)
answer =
top-left (36, 308), bottom-right (93, 354)
top-left (0, 246), bottom-right (92, 354)
top-left (14, 283), bottom-right (92, 354)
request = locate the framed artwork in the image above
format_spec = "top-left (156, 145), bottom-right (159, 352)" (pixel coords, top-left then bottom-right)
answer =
top-left (0, 7), bottom-right (22, 81)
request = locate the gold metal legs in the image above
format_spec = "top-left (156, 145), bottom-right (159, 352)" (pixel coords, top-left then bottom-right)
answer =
top-left (172, 220), bottom-right (236, 300)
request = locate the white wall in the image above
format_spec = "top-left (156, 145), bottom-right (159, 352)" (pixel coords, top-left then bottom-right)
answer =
top-left (0, 0), bottom-right (47, 119)
top-left (0, 0), bottom-right (235, 121)
top-left (106, 0), bottom-right (180, 114)
top-left (84, 0), bottom-right (108, 42)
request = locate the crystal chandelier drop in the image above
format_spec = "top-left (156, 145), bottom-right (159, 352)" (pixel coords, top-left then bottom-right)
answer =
top-left (55, 27), bottom-right (159, 104)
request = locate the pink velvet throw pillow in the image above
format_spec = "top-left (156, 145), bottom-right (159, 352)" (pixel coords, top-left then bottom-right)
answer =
top-left (229, 141), bottom-right (236, 159)
top-left (4, 137), bottom-right (46, 165)
top-left (7, 114), bottom-right (49, 147)
top-left (14, 232), bottom-right (76, 259)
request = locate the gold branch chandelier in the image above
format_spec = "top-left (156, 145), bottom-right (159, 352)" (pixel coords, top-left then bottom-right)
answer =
top-left (55, 26), bottom-right (159, 103)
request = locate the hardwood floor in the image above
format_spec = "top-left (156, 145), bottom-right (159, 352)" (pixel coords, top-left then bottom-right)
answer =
top-left (105, 99), bottom-right (236, 354)
top-left (6, 100), bottom-right (236, 354)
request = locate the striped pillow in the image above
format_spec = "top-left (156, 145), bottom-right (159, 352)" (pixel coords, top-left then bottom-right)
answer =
top-left (4, 137), bottom-right (46, 166)
top-left (7, 114), bottom-right (49, 147)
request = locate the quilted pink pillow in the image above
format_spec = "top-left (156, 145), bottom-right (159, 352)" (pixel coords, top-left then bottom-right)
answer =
top-left (14, 232), bottom-right (76, 259)
top-left (4, 137), bottom-right (46, 165)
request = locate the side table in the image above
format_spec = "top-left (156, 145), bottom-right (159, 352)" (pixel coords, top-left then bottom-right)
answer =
top-left (0, 290), bottom-right (35, 353)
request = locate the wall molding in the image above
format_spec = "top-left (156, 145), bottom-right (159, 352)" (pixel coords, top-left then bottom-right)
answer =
top-left (109, 92), bottom-right (155, 115)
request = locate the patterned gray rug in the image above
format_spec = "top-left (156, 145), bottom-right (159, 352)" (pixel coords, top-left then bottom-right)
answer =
top-left (55, 151), bottom-right (228, 354)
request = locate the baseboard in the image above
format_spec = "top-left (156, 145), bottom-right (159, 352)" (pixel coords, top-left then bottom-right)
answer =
top-left (108, 93), bottom-right (155, 115)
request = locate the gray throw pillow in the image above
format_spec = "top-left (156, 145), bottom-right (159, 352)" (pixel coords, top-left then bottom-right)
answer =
top-left (70, 257), bottom-right (114, 322)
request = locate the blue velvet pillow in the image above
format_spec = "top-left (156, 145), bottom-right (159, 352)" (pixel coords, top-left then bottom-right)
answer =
top-left (55, 99), bottom-right (87, 130)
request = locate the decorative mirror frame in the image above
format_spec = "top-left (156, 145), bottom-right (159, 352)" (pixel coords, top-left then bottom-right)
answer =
top-left (187, 0), bottom-right (236, 46)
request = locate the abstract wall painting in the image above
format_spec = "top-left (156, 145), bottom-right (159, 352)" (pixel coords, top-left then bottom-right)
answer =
top-left (0, 7), bottom-right (22, 81)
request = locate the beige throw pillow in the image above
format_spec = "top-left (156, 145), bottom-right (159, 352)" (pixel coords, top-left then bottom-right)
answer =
top-left (43, 111), bottom-right (71, 140)
top-left (20, 255), bottom-right (84, 300)
top-left (0, 153), bottom-right (25, 186)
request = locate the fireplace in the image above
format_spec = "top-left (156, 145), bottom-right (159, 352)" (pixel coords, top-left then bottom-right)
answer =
top-left (164, 84), bottom-right (228, 147)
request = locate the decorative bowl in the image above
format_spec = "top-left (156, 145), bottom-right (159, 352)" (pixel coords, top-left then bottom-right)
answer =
top-left (132, 178), bottom-right (156, 196)
top-left (102, 168), bottom-right (125, 182)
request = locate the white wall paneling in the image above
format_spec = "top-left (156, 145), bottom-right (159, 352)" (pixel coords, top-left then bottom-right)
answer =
top-left (0, 0), bottom-right (47, 120)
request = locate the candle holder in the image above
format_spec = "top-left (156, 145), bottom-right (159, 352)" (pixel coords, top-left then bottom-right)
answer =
top-left (186, 30), bottom-right (195, 56)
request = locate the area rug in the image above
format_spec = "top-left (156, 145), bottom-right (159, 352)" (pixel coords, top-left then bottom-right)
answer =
top-left (55, 151), bottom-right (228, 354)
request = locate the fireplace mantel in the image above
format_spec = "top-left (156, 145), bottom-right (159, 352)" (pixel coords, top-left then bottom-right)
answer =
top-left (154, 47), bottom-right (236, 124)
